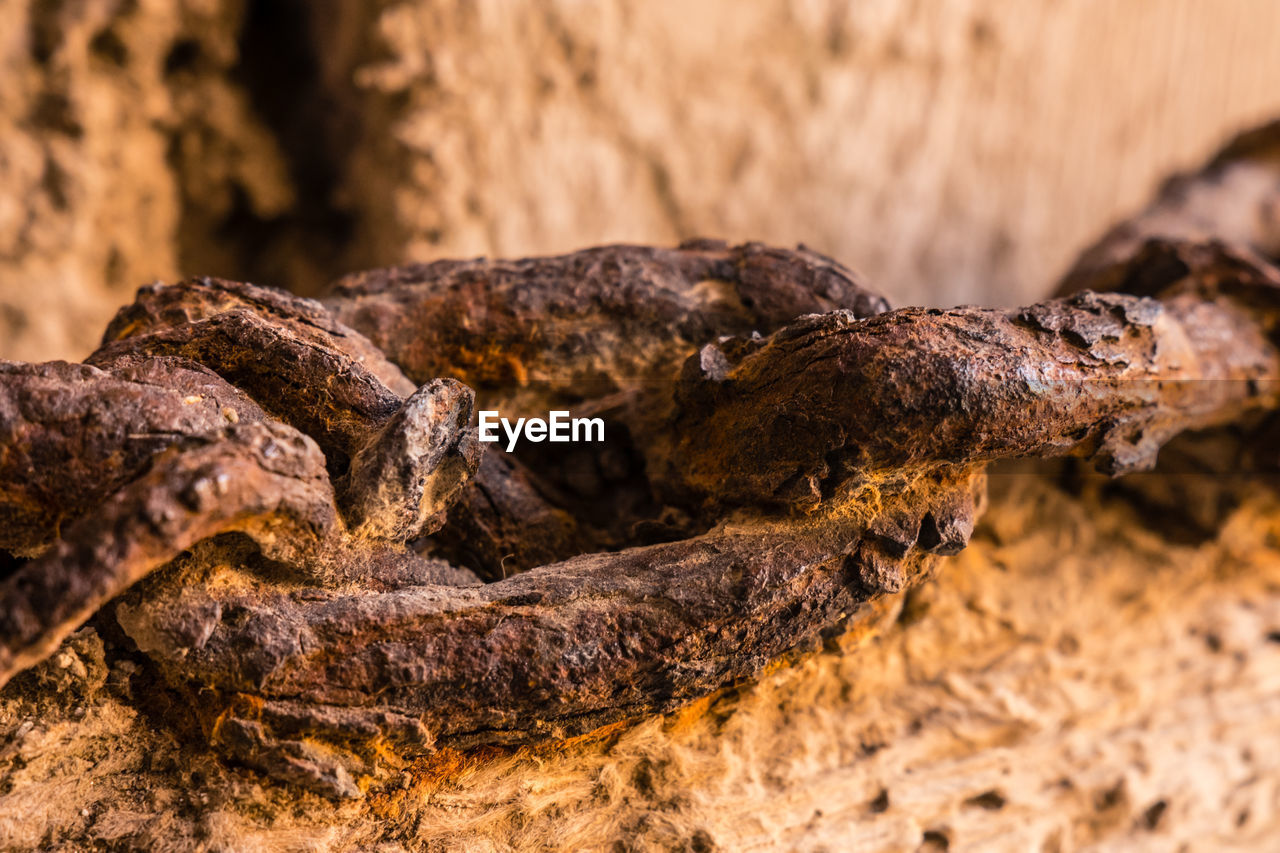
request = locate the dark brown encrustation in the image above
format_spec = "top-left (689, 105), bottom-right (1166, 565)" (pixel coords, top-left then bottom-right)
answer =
top-left (3, 228), bottom-right (1280, 798)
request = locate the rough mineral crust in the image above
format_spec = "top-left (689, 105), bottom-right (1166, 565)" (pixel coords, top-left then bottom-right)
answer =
top-left (7, 0), bottom-right (1280, 365)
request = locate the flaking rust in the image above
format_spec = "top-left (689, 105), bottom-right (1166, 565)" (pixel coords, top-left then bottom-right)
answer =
top-left (4, 131), bottom-right (1280, 798)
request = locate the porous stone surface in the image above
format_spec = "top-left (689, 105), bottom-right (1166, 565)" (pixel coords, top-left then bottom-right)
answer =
top-left (6, 1), bottom-right (1280, 361)
top-left (0, 0), bottom-right (290, 362)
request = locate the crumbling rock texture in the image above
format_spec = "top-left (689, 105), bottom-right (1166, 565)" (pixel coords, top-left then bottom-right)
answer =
top-left (6, 1), bottom-right (1280, 363)
top-left (0, 0), bottom-right (291, 362)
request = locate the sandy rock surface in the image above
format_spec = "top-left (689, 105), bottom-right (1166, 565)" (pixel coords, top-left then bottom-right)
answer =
top-left (5, 0), bottom-right (1280, 360)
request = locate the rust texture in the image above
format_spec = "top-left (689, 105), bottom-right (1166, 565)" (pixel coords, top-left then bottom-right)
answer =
top-left (1060, 119), bottom-right (1280, 292)
top-left (3, 217), bottom-right (1280, 798)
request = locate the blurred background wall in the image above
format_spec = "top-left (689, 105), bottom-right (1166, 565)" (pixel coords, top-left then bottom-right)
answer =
top-left (3, 0), bottom-right (1280, 362)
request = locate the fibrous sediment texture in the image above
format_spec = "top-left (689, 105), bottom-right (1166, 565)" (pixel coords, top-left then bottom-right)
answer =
top-left (2, 218), bottom-right (1280, 798)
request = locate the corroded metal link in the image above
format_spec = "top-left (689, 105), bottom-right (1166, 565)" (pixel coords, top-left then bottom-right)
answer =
top-left (1, 226), bottom-right (1279, 800)
top-left (323, 240), bottom-right (889, 408)
top-left (0, 421), bottom-right (338, 684)
top-left (0, 357), bottom-right (265, 553)
top-left (661, 286), bottom-right (1280, 510)
top-left (88, 278), bottom-right (482, 543)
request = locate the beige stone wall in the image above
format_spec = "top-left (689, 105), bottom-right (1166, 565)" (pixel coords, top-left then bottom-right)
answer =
top-left (344, 0), bottom-right (1280, 309)
top-left (3, 0), bottom-right (1280, 358)
top-left (0, 0), bottom-right (290, 362)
